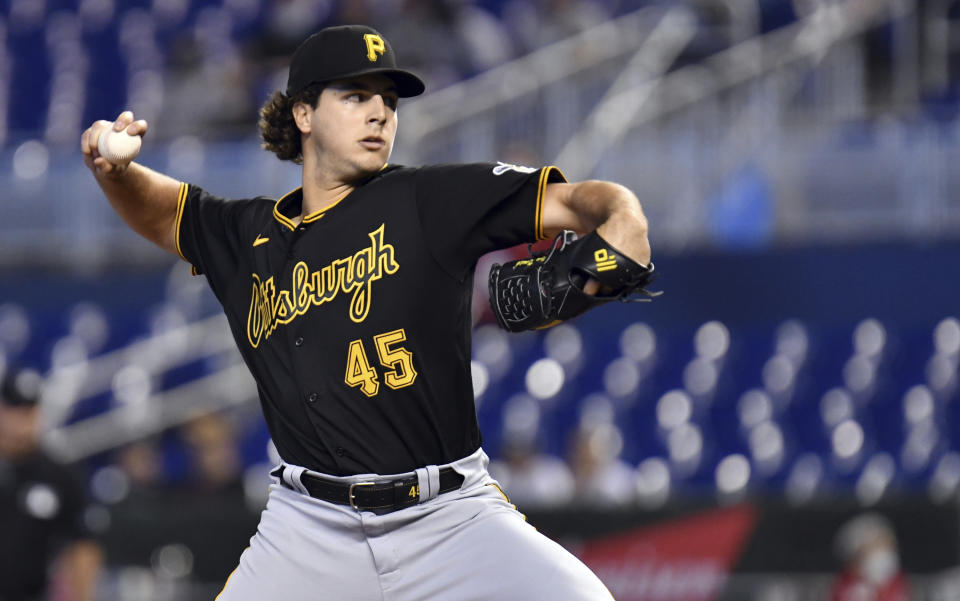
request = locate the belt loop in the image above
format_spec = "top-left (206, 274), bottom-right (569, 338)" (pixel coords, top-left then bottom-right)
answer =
top-left (283, 465), bottom-right (310, 495)
top-left (427, 465), bottom-right (440, 499)
top-left (415, 465), bottom-right (441, 503)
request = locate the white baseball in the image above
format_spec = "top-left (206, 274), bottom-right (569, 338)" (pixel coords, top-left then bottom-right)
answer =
top-left (97, 128), bottom-right (142, 164)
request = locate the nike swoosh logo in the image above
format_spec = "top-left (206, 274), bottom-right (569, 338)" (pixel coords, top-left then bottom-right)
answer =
top-left (253, 236), bottom-right (270, 247)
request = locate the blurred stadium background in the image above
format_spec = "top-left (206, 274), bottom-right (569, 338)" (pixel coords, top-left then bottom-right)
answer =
top-left (3, 0), bottom-right (960, 599)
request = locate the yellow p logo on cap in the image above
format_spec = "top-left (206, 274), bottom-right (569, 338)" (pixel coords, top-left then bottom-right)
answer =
top-left (364, 34), bottom-right (386, 62)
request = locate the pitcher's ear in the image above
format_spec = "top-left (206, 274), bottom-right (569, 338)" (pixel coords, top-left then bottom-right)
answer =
top-left (292, 102), bottom-right (312, 134)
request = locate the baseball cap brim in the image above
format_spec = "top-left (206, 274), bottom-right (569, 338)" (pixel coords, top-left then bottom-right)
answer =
top-left (345, 67), bottom-right (425, 98)
top-left (299, 67), bottom-right (425, 98)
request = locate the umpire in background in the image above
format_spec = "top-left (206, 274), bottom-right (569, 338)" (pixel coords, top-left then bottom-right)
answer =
top-left (0, 367), bottom-right (102, 601)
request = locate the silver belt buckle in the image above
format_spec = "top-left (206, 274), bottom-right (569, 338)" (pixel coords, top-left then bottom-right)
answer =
top-left (348, 481), bottom-right (375, 510)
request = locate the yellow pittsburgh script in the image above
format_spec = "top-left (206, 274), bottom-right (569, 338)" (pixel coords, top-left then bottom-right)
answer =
top-left (246, 224), bottom-right (399, 348)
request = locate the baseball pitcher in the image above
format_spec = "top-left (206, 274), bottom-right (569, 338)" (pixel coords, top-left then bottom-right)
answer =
top-left (81, 25), bottom-right (656, 600)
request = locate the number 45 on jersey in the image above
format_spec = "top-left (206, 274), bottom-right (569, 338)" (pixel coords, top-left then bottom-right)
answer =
top-left (345, 328), bottom-right (418, 397)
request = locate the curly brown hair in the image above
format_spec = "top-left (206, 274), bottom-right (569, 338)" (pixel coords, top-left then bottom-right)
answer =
top-left (258, 83), bottom-right (325, 164)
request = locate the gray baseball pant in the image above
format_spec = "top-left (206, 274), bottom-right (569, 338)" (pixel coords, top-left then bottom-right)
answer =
top-left (215, 448), bottom-right (613, 600)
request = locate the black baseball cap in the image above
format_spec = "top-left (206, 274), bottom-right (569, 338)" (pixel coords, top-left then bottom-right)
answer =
top-left (0, 366), bottom-right (41, 408)
top-left (285, 25), bottom-right (425, 98)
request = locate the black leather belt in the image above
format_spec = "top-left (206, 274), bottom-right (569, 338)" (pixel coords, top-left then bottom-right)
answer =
top-left (275, 466), bottom-right (464, 514)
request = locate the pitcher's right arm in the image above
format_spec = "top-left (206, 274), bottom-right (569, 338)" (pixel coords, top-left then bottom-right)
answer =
top-left (81, 110), bottom-right (181, 256)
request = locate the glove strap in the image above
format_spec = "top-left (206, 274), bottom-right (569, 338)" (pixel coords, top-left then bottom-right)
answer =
top-left (572, 231), bottom-right (659, 299)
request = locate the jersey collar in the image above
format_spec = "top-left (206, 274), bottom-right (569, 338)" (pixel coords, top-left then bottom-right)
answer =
top-left (272, 187), bottom-right (303, 231)
top-left (273, 164), bottom-right (397, 231)
top-left (272, 187), bottom-right (353, 230)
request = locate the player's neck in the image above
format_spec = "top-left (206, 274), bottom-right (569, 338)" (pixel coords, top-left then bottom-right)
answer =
top-left (298, 160), bottom-right (355, 224)
top-left (298, 180), bottom-right (353, 223)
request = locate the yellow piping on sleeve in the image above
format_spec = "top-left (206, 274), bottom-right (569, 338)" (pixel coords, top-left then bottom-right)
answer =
top-left (535, 165), bottom-right (567, 241)
top-left (174, 182), bottom-right (189, 262)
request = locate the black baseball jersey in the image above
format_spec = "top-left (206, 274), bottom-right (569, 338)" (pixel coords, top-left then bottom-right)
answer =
top-left (0, 452), bottom-right (95, 600)
top-left (175, 162), bottom-right (566, 476)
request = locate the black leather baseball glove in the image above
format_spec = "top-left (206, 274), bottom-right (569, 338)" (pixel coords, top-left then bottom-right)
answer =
top-left (488, 230), bottom-right (661, 333)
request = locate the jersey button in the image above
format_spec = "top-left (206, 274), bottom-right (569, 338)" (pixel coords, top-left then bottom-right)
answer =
top-left (335, 447), bottom-right (346, 457)
top-left (306, 392), bottom-right (318, 403)
top-left (294, 337), bottom-right (304, 347)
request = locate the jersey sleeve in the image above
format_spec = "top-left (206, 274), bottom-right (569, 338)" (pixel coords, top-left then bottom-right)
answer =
top-left (173, 183), bottom-right (260, 278)
top-left (414, 163), bottom-right (567, 278)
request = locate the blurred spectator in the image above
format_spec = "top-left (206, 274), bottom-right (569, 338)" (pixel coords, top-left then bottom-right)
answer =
top-left (489, 438), bottom-right (575, 509)
top-left (116, 438), bottom-right (164, 493)
top-left (488, 394), bottom-right (575, 507)
top-left (448, 0), bottom-right (515, 74)
top-left (503, 0), bottom-right (610, 53)
top-left (262, 0), bottom-right (336, 48)
top-left (375, 0), bottom-right (471, 89)
top-left (830, 513), bottom-right (912, 601)
top-left (377, 0), bottom-right (514, 89)
top-left (568, 422), bottom-right (636, 506)
top-left (0, 366), bottom-right (103, 601)
top-left (158, 8), bottom-right (255, 138)
top-left (179, 411), bottom-right (244, 495)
